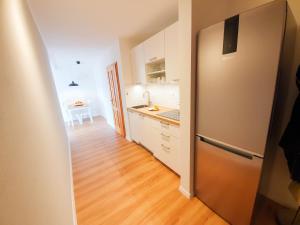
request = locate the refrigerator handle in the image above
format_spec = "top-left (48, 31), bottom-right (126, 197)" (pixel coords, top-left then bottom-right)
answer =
top-left (196, 135), bottom-right (259, 160)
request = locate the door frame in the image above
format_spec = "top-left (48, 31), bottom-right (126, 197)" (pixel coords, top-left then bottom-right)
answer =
top-left (106, 62), bottom-right (126, 137)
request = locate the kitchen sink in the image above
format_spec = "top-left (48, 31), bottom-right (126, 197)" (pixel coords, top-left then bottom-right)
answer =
top-left (131, 105), bottom-right (148, 109)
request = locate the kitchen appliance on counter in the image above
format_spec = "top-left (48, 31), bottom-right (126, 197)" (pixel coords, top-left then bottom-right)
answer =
top-left (158, 110), bottom-right (180, 121)
top-left (195, 2), bottom-right (286, 225)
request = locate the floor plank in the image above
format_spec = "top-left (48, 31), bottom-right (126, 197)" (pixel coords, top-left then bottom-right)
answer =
top-left (69, 117), bottom-right (228, 225)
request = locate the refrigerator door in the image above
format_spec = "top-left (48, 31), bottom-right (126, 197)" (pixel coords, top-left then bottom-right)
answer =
top-left (196, 1), bottom-right (286, 157)
top-left (195, 137), bottom-right (263, 225)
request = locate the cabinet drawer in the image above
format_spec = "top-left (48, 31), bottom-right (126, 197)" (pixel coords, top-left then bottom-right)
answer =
top-left (155, 137), bottom-right (179, 174)
top-left (144, 116), bottom-right (160, 129)
top-left (159, 121), bottom-right (180, 138)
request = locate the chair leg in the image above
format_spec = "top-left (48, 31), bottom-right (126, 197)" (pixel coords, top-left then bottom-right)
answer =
top-left (75, 115), bottom-right (80, 125)
top-left (69, 113), bottom-right (74, 127)
top-left (80, 114), bottom-right (83, 125)
top-left (89, 111), bottom-right (94, 124)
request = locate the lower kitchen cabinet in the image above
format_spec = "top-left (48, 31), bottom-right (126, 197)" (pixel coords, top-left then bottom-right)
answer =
top-left (128, 112), bottom-right (158, 154)
top-left (128, 111), bottom-right (141, 143)
top-left (141, 116), bottom-right (160, 155)
top-left (154, 121), bottom-right (180, 174)
top-left (128, 110), bottom-right (180, 175)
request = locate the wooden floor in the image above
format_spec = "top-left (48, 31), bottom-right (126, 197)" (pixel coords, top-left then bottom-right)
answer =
top-left (69, 117), bottom-right (228, 225)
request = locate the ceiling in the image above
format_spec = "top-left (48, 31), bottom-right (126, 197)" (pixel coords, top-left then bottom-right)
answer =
top-left (27, 0), bottom-right (178, 53)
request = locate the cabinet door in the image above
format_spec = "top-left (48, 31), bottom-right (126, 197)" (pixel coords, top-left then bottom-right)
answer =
top-left (165, 22), bottom-right (179, 82)
top-left (155, 133), bottom-right (180, 174)
top-left (130, 44), bottom-right (146, 84)
top-left (128, 111), bottom-right (140, 143)
top-left (138, 114), bottom-right (147, 146)
top-left (142, 116), bottom-right (160, 154)
top-left (144, 30), bottom-right (165, 63)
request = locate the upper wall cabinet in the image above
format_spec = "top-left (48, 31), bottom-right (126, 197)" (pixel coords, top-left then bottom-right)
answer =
top-left (165, 22), bottom-right (180, 82)
top-left (144, 30), bottom-right (165, 63)
top-left (130, 21), bottom-right (179, 85)
top-left (130, 43), bottom-right (146, 84)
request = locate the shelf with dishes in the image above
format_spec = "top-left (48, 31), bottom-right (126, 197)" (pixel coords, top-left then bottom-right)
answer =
top-left (145, 58), bottom-right (166, 83)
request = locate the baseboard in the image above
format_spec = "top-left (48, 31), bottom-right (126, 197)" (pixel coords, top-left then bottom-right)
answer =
top-left (67, 142), bottom-right (78, 225)
top-left (126, 135), bottom-right (132, 142)
top-left (179, 185), bottom-right (192, 199)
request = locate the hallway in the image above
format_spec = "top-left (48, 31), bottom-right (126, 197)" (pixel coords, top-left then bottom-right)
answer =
top-left (69, 117), bottom-right (228, 225)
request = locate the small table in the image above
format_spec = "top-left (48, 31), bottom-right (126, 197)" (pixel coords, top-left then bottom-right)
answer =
top-left (67, 104), bottom-right (93, 127)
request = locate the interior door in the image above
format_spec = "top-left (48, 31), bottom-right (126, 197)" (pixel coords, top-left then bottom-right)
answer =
top-left (107, 63), bottom-right (126, 137)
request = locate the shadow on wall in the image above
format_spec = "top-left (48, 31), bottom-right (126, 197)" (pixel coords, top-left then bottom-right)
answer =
top-left (260, 3), bottom-right (300, 209)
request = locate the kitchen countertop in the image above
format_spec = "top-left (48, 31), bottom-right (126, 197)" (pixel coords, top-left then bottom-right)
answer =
top-left (127, 106), bottom-right (180, 126)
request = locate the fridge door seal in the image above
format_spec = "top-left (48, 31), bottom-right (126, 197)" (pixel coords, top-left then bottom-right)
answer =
top-left (196, 134), bottom-right (264, 159)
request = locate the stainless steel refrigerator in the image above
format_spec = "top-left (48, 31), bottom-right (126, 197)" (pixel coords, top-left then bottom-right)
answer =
top-left (195, 2), bottom-right (286, 225)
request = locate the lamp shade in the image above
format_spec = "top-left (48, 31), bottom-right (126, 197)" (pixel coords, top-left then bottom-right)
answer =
top-left (69, 81), bottom-right (79, 87)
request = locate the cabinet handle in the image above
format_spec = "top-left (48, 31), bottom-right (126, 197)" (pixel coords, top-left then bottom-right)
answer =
top-left (160, 133), bottom-right (170, 138)
top-left (160, 121), bottom-right (169, 126)
top-left (161, 144), bottom-right (171, 151)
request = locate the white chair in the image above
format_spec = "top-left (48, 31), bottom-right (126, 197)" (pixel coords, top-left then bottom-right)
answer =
top-left (62, 101), bottom-right (74, 127)
top-left (65, 99), bottom-right (94, 127)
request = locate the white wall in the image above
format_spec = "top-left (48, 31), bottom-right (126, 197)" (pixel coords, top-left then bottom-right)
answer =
top-left (0, 1), bottom-right (76, 225)
top-left (94, 39), bottom-right (137, 141)
top-left (48, 41), bottom-right (134, 127)
top-left (50, 53), bottom-right (103, 121)
top-left (178, 0), bottom-right (194, 198)
top-left (125, 84), bottom-right (180, 109)
top-left (94, 42), bottom-right (121, 128)
top-left (125, 85), bottom-right (147, 107)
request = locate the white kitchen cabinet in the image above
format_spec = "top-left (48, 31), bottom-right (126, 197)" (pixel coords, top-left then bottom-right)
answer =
top-left (128, 111), bottom-right (141, 143)
top-left (137, 114), bottom-right (158, 155)
top-left (129, 112), bottom-right (156, 153)
top-left (144, 30), bottom-right (165, 63)
top-left (156, 136), bottom-right (180, 174)
top-left (159, 120), bottom-right (180, 138)
top-left (130, 43), bottom-right (146, 84)
top-left (142, 116), bottom-right (160, 154)
top-left (154, 121), bottom-right (180, 174)
top-left (138, 114), bottom-right (147, 146)
top-left (165, 22), bottom-right (180, 82)
top-left (128, 110), bottom-right (180, 175)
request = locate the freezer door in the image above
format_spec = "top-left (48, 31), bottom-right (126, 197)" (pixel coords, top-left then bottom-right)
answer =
top-left (196, 1), bottom-right (286, 156)
top-left (195, 138), bottom-right (263, 225)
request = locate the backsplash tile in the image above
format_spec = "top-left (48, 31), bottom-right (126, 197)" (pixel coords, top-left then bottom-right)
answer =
top-left (125, 84), bottom-right (180, 109)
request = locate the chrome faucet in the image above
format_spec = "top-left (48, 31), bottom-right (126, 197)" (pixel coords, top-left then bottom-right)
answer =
top-left (143, 90), bottom-right (151, 107)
